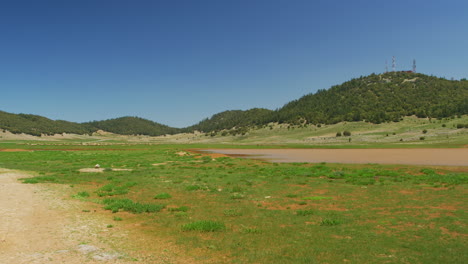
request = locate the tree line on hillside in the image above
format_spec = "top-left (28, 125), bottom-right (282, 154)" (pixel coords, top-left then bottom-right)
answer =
top-left (186, 72), bottom-right (468, 132)
top-left (1, 72), bottom-right (467, 136)
top-left (0, 111), bottom-right (96, 136)
top-left (0, 113), bottom-right (178, 137)
top-left (85, 117), bottom-right (180, 136)
top-left (269, 72), bottom-right (468, 125)
top-left (182, 108), bottom-right (273, 133)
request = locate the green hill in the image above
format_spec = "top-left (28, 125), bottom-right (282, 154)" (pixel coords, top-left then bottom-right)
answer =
top-left (0, 111), bottom-right (96, 136)
top-left (182, 72), bottom-right (468, 132)
top-left (272, 72), bottom-right (468, 125)
top-left (84, 117), bottom-right (180, 136)
top-left (0, 113), bottom-right (179, 137)
top-left (184, 108), bottom-right (274, 133)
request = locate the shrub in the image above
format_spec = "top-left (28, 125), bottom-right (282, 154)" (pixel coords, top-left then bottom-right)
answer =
top-left (320, 219), bottom-right (341, 226)
top-left (419, 136), bottom-right (425, 140)
top-left (230, 193), bottom-right (244, 199)
top-left (185, 185), bottom-right (202, 191)
top-left (241, 226), bottom-right (262, 234)
top-left (96, 184), bottom-right (130, 197)
top-left (343, 130), bottom-right (351, 136)
top-left (336, 132), bottom-right (342, 137)
top-left (230, 186), bottom-right (243, 193)
top-left (154, 192), bottom-right (172, 199)
top-left (422, 129), bottom-right (427, 134)
top-left (302, 196), bottom-right (332, 200)
top-left (74, 191), bottom-right (90, 198)
top-left (21, 176), bottom-right (57, 184)
top-left (201, 156), bottom-right (212, 163)
top-left (181, 220), bottom-right (226, 232)
top-left (102, 198), bottom-right (165, 214)
top-left (168, 206), bottom-right (189, 212)
top-left (296, 210), bottom-right (314, 216)
top-left (223, 209), bottom-right (242, 216)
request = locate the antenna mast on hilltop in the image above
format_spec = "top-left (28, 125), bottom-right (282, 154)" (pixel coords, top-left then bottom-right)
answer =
top-left (412, 59), bottom-right (416, 73)
top-left (385, 60), bottom-right (388, 73)
top-left (392, 56), bottom-right (396, 72)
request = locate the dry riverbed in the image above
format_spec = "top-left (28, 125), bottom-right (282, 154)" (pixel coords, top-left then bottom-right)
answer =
top-left (201, 148), bottom-right (468, 167)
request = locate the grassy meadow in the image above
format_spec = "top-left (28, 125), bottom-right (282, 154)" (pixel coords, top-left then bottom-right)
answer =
top-left (0, 143), bottom-right (466, 263)
top-left (1, 115), bottom-right (467, 148)
top-left (151, 115), bottom-right (468, 147)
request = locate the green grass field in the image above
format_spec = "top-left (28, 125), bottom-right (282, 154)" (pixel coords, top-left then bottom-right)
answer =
top-left (0, 143), bottom-right (466, 263)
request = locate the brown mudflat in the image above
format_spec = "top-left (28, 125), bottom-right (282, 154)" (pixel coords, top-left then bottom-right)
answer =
top-left (203, 148), bottom-right (468, 166)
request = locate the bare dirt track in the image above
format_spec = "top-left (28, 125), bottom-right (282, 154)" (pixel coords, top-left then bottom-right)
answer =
top-left (0, 169), bottom-right (131, 264)
top-left (203, 148), bottom-right (468, 167)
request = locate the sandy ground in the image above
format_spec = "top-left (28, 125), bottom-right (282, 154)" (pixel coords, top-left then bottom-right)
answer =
top-left (0, 169), bottom-right (133, 264)
top-left (202, 148), bottom-right (468, 166)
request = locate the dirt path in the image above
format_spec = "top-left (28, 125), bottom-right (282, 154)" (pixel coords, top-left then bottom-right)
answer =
top-left (0, 168), bottom-right (132, 263)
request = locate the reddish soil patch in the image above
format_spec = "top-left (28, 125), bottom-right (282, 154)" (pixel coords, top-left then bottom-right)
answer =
top-left (440, 227), bottom-right (467, 238)
top-left (331, 235), bottom-right (352, 239)
top-left (0, 149), bottom-right (33, 152)
top-left (430, 204), bottom-right (459, 211)
top-left (398, 190), bottom-right (418, 195)
top-left (203, 148), bottom-right (468, 166)
top-left (312, 189), bottom-right (329, 195)
top-left (197, 153), bottom-right (229, 159)
top-left (189, 150), bottom-right (229, 159)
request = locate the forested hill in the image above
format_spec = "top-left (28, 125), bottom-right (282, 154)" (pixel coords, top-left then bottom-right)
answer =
top-left (184, 108), bottom-right (273, 133)
top-left (183, 72), bottom-right (468, 132)
top-left (0, 113), bottom-right (180, 136)
top-left (0, 111), bottom-right (96, 136)
top-left (85, 117), bottom-right (180, 136)
top-left (271, 72), bottom-right (468, 125)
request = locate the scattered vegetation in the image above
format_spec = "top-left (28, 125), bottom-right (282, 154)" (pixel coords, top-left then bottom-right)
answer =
top-left (102, 198), bottom-right (165, 214)
top-left (1, 143), bottom-right (467, 263)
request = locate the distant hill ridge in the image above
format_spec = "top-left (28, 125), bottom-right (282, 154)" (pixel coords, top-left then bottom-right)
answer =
top-left (1, 72), bottom-right (467, 136)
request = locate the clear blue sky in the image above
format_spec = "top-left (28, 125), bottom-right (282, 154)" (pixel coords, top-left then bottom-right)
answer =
top-left (1, 0), bottom-right (467, 128)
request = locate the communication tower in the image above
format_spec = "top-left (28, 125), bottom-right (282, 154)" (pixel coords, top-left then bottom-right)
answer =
top-left (392, 56), bottom-right (396, 72)
top-left (385, 60), bottom-right (388, 73)
top-left (412, 59), bottom-right (416, 73)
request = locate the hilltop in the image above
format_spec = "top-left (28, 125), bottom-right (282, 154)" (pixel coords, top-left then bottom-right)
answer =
top-left (85, 117), bottom-right (180, 136)
top-left (271, 72), bottom-right (468, 125)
